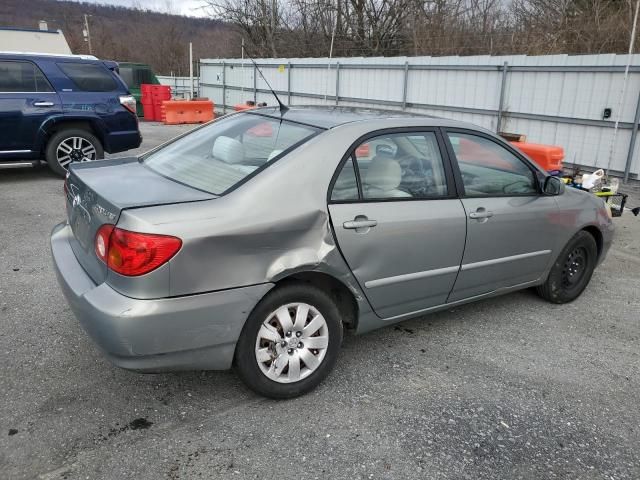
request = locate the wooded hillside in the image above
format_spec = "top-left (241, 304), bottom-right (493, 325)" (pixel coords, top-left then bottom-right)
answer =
top-left (206, 0), bottom-right (639, 58)
top-left (1, 0), bottom-right (637, 70)
top-left (0, 0), bottom-right (240, 75)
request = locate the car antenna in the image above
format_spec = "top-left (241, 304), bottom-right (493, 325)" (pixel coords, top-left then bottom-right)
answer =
top-left (242, 45), bottom-right (289, 116)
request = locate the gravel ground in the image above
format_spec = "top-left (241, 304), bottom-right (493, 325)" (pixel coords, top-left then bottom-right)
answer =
top-left (1, 122), bottom-right (639, 479)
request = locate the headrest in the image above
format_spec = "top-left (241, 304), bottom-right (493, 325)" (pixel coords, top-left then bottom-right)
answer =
top-left (212, 136), bottom-right (244, 164)
top-left (365, 156), bottom-right (402, 191)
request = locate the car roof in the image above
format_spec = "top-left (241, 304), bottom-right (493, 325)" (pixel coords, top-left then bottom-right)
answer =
top-left (0, 51), bottom-right (100, 62)
top-left (246, 105), bottom-right (477, 130)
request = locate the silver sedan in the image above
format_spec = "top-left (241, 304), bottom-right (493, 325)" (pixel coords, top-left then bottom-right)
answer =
top-left (51, 107), bottom-right (614, 398)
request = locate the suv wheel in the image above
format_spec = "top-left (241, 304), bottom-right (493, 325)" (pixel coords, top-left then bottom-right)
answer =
top-left (536, 230), bottom-right (598, 304)
top-left (235, 283), bottom-right (343, 399)
top-left (45, 129), bottom-right (104, 177)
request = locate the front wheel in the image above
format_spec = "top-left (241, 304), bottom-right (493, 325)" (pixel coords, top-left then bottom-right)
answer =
top-left (537, 230), bottom-right (598, 304)
top-left (235, 283), bottom-right (343, 399)
top-left (45, 129), bottom-right (104, 177)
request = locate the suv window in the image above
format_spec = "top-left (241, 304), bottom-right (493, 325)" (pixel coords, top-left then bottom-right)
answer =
top-left (447, 132), bottom-right (537, 197)
top-left (57, 62), bottom-right (118, 92)
top-left (0, 61), bottom-right (53, 92)
top-left (331, 131), bottom-right (449, 201)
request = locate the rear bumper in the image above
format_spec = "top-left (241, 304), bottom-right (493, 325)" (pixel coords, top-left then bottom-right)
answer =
top-left (104, 129), bottom-right (142, 154)
top-left (51, 222), bottom-right (273, 371)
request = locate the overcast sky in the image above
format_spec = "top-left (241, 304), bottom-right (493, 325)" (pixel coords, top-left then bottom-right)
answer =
top-left (65, 0), bottom-right (210, 18)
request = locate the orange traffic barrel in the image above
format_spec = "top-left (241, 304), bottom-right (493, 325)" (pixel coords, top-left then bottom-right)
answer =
top-left (142, 102), bottom-right (155, 121)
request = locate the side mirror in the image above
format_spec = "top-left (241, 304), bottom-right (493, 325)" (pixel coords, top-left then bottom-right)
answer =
top-left (543, 176), bottom-right (563, 196)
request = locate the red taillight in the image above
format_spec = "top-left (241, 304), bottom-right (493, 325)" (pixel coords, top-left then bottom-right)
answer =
top-left (95, 225), bottom-right (181, 277)
top-left (95, 224), bottom-right (114, 262)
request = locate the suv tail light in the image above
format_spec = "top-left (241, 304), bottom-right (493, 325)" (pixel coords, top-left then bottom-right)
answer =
top-left (95, 225), bottom-right (182, 276)
top-left (119, 95), bottom-right (137, 115)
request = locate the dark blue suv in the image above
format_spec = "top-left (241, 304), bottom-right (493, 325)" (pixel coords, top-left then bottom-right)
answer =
top-left (0, 52), bottom-right (142, 176)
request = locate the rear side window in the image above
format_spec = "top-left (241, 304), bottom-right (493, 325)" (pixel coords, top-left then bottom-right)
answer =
top-left (330, 131), bottom-right (450, 201)
top-left (57, 62), bottom-right (118, 92)
top-left (0, 61), bottom-right (53, 92)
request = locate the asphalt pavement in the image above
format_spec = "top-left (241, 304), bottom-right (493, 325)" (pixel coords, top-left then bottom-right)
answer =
top-left (1, 122), bottom-right (639, 479)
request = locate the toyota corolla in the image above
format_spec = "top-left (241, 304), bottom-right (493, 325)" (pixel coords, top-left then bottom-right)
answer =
top-left (51, 107), bottom-right (614, 398)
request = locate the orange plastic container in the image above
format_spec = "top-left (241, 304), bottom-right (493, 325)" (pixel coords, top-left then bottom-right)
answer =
top-left (355, 143), bottom-right (370, 158)
top-left (234, 103), bottom-right (255, 111)
top-left (161, 100), bottom-right (215, 125)
top-left (511, 142), bottom-right (564, 171)
top-left (142, 102), bottom-right (155, 121)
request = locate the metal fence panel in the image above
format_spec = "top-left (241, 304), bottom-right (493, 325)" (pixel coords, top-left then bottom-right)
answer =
top-left (157, 75), bottom-right (199, 99)
top-left (200, 54), bottom-right (640, 178)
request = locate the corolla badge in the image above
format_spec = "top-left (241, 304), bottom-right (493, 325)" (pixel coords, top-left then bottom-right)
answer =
top-left (93, 203), bottom-right (116, 221)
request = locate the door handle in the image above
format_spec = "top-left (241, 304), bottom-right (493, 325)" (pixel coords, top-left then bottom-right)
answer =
top-left (33, 101), bottom-right (54, 107)
top-left (469, 208), bottom-right (493, 219)
top-left (343, 218), bottom-right (378, 230)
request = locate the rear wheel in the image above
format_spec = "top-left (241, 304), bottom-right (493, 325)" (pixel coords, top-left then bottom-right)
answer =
top-left (235, 283), bottom-right (343, 399)
top-left (45, 129), bottom-right (104, 177)
top-left (537, 230), bottom-right (598, 304)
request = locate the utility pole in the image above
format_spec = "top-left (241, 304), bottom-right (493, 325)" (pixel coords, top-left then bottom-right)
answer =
top-left (83, 14), bottom-right (93, 55)
top-left (189, 42), bottom-right (194, 100)
top-left (270, 0), bottom-right (276, 56)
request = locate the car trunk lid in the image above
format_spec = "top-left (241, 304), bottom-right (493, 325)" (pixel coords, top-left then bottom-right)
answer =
top-left (65, 157), bottom-right (215, 284)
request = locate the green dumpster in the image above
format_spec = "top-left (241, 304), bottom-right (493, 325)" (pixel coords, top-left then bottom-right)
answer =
top-left (117, 62), bottom-right (160, 117)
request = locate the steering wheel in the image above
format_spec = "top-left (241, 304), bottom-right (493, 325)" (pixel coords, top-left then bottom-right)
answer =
top-left (398, 155), bottom-right (435, 196)
top-left (460, 170), bottom-right (477, 185)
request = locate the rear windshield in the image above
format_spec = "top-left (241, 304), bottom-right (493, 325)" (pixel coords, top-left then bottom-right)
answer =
top-left (57, 62), bottom-right (118, 92)
top-left (143, 113), bottom-right (321, 195)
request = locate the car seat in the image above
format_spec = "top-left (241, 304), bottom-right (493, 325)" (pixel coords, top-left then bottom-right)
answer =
top-left (364, 156), bottom-right (412, 198)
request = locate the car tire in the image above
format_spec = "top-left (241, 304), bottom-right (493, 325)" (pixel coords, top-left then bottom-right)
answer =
top-left (235, 282), bottom-right (343, 399)
top-left (45, 128), bottom-right (104, 177)
top-left (537, 230), bottom-right (598, 304)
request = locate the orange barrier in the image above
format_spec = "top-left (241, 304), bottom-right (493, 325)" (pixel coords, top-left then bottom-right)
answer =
top-left (161, 100), bottom-right (215, 125)
top-left (234, 103), bottom-right (256, 111)
top-left (355, 143), bottom-right (370, 158)
top-left (246, 122), bottom-right (273, 137)
top-left (511, 142), bottom-right (564, 171)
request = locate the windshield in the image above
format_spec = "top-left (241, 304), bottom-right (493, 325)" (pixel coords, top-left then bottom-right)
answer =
top-left (143, 113), bottom-right (321, 195)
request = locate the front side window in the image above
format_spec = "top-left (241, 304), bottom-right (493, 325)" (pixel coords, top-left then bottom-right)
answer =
top-left (330, 131), bottom-right (449, 201)
top-left (144, 114), bottom-right (320, 195)
top-left (448, 132), bottom-right (537, 196)
top-left (0, 61), bottom-right (52, 92)
top-left (57, 62), bottom-right (118, 92)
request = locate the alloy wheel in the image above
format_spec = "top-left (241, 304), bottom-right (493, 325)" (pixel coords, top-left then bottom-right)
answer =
top-left (255, 302), bottom-right (329, 384)
top-left (56, 137), bottom-right (97, 169)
